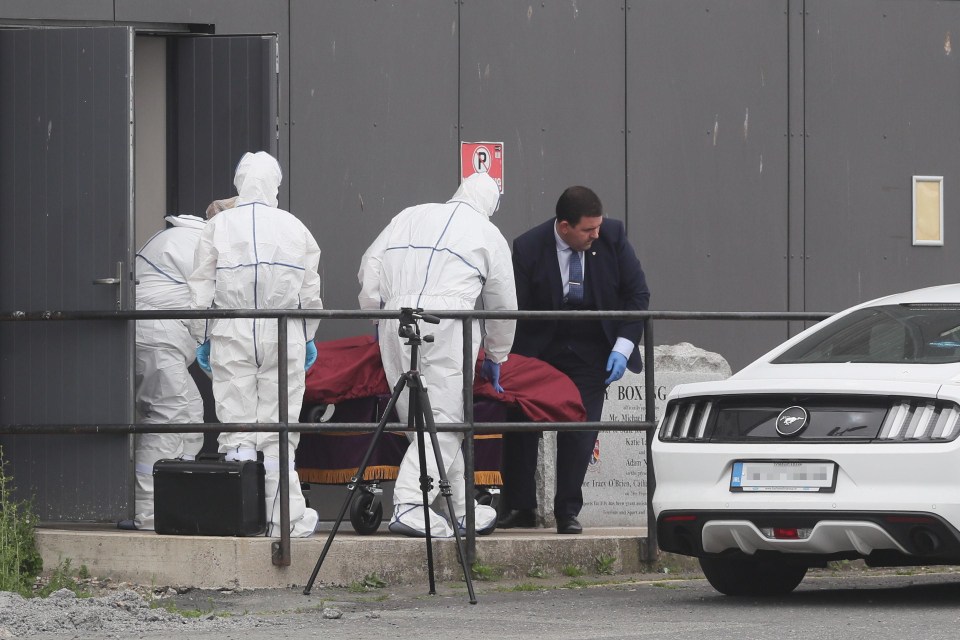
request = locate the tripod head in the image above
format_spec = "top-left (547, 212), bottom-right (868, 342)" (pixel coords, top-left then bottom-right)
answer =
top-left (398, 307), bottom-right (440, 344)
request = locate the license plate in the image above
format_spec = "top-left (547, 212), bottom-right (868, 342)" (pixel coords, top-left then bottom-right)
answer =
top-left (730, 460), bottom-right (837, 493)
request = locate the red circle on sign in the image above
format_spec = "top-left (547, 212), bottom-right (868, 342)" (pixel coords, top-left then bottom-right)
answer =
top-left (472, 146), bottom-right (491, 174)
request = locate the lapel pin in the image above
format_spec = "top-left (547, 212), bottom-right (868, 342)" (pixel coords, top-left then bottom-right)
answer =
top-left (591, 251), bottom-right (596, 256)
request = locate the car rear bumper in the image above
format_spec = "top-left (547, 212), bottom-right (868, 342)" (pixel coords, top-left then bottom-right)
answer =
top-left (657, 509), bottom-right (960, 564)
top-left (652, 440), bottom-right (960, 520)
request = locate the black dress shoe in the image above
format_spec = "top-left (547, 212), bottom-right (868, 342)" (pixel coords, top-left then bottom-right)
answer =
top-left (116, 519), bottom-right (139, 531)
top-left (556, 515), bottom-right (583, 534)
top-left (497, 508), bottom-right (537, 529)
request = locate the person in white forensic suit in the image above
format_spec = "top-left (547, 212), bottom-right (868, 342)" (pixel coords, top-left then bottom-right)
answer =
top-left (120, 211), bottom-right (222, 531)
top-left (189, 151), bottom-right (322, 538)
top-left (358, 172), bottom-right (517, 537)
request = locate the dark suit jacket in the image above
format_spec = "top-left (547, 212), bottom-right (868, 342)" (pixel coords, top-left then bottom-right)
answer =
top-left (511, 217), bottom-right (650, 373)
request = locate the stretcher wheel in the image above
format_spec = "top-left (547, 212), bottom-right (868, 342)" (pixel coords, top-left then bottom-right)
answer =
top-left (305, 403), bottom-right (335, 423)
top-left (301, 482), bottom-right (312, 509)
top-left (475, 487), bottom-right (500, 511)
top-left (349, 489), bottom-right (383, 535)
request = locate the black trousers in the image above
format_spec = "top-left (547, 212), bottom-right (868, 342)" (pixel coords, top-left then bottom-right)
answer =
top-left (501, 348), bottom-right (607, 519)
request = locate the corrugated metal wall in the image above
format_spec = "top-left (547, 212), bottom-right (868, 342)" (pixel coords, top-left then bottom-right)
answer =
top-left (460, 1), bottom-right (627, 233)
top-left (804, 0), bottom-right (960, 311)
top-left (287, 0), bottom-right (460, 323)
top-left (627, 0), bottom-right (791, 364)
top-left (4, 0), bottom-right (960, 371)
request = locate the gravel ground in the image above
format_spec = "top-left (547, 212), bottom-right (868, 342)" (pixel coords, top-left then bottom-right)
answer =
top-left (1, 570), bottom-right (500, 638)
top-left (0, 585), bottom-right (282, 638)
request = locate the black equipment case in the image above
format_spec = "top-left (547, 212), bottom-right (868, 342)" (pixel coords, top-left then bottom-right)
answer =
top-left (154, 457), bottom-right (266, 536)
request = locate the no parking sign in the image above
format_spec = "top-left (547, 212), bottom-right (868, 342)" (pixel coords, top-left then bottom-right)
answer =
top-left (460, 141), bottom-right (504, 193)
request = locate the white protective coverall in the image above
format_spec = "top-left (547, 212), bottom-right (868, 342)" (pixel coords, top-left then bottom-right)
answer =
top-left (189, 151), bottom-right (322, 537)
top-left (358, 172), bottom-right (517, 537)
top-left (133, 214), bottom-right (207, 530)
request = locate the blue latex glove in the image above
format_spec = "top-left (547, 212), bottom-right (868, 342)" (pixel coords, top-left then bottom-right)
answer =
top-left (480, 359), bottom-right (504, 393)
top-left (604, 351), bottom-right (628, 385)
top-left (305, 340), bottom-right (318, 371)
top-left (196, 340), bottom-right (211, 373)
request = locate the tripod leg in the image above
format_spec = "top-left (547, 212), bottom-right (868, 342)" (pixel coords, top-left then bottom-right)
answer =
top-left (411, 383), bottom-right (438, 595)
top-left (302, 375), bottom-right (408, 596)
top-left (415, 380), bottom-right (478, 604)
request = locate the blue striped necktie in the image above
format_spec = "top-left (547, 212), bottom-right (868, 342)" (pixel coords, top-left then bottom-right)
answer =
top-left (568, 249), bottom-right (584, 303)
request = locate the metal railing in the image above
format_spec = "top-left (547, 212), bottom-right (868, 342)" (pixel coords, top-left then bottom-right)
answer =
top-left (0, 308), bottom-right (832, 567)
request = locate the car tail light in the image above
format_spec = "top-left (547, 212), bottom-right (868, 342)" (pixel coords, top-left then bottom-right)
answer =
top-left (884, 515), bottom-right (937, 524)
top-left (878, 400), bottom-right (960, 442)
top-left (662, 514), bottom-right (697, 522)
top-left (658, 400), bottom-right (714, 441)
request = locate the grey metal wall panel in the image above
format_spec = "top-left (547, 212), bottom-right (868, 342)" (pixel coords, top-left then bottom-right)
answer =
top-left (0, 0), bottom-right (113, 22)
top-left (0, 27), bottom-right (133, 521)
top-left (170, 35), bottom-right (277, 216)
top-left (115, 0), bottom-right (285, 34)
top-left (288, 0), bottom-right (459, 320)
top-left (628, 0), bottom-right (790, 369)
top-left (804, 0), bottom-right (960, 311)
top-left (460, 0), bottom-right (626, 244)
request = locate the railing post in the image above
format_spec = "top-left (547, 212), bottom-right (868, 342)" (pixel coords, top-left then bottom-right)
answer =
top-left (643, 317), bottom-right (658, 565)
top-left (273, 315), bottom-right (292, 566)
top-left (462, 318), bottom-right (476, 564)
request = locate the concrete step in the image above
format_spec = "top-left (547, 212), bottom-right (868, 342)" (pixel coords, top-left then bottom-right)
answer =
top-left (36, 525), bottom-right (650, 590)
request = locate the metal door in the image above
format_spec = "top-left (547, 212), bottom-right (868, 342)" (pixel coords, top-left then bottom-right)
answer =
top-left (0, 27), bottom-right (135, 521)
top-left (166, 34), bottom-right (280, 450)
top-left (168, 35), bottom-right (280, 215)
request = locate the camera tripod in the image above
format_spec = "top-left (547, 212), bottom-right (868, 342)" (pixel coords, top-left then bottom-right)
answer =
top-left (303, 308), bottom-right (477, 604)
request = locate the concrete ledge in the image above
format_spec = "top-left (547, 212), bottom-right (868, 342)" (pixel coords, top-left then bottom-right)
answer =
top-left (36, 526), bottom-right (649, 589)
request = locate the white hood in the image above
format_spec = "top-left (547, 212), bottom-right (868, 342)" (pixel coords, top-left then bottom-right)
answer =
top-left (164, 214), bottom-right (206, 230)
top-left (234, 151), bottom-right (282, 208)
top-left (448, 172), bottom-right (500, 218)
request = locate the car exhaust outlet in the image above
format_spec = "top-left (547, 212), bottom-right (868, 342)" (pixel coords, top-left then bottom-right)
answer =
top-left (910, 527), bottom-right (941, 555)
top-left (674, 527), bottom-right (695, 556)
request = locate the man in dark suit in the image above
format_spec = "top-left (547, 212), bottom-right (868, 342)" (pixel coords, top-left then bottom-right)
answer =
top-left (498, 186), bottom-right (650, 534)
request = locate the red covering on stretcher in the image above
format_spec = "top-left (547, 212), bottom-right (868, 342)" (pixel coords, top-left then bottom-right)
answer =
top-left (297, 335), bottom-right (585, 485)
top-left (303, 335), bottom-right (586, 423)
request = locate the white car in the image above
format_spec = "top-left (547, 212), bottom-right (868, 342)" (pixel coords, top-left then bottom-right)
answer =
top-left (652, 283), bottom-right (960, 595)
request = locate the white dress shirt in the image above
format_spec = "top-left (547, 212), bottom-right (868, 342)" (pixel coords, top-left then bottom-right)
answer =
top-left (552, 221), bottom-right (634, 360)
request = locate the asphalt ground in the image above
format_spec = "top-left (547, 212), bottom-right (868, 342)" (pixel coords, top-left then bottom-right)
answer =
top-left (81, 563), bottom-right (960, 640)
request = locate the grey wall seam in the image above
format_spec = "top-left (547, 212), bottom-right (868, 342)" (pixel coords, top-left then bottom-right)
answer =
top-left (623, 1), bottom-right (629, 237)
top-left (456, 0), bottom-right (462, 186)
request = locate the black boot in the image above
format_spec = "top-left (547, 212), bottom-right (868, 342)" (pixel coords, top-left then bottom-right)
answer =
top-left (497, 508), bottom-right (537, 528)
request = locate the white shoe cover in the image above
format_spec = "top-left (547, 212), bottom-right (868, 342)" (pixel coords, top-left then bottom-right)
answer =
top-left (456, 503), bottom-right (498, 535)
top-left (293, 507), bottom-right (320, 538)
top-left (388, 503), bottom-right (454, 538)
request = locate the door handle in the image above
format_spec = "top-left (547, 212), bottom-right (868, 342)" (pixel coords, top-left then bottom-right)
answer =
top-left (92, 261), bottom-right (125, 309)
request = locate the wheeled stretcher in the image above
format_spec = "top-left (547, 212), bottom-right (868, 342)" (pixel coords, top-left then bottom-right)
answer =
top-left (296, 335), bottom-right (585, 534)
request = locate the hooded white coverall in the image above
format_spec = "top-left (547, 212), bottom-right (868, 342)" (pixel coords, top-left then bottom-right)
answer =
top-left (189, 151), bottom-right (322, 537)
top-left (133, 214), bottom-right (208, 530)
top-left (358, 172), bottom-right (517, 537)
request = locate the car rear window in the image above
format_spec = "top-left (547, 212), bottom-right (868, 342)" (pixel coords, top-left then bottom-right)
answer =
top-left (773, 304), bottom-right (960, 364)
